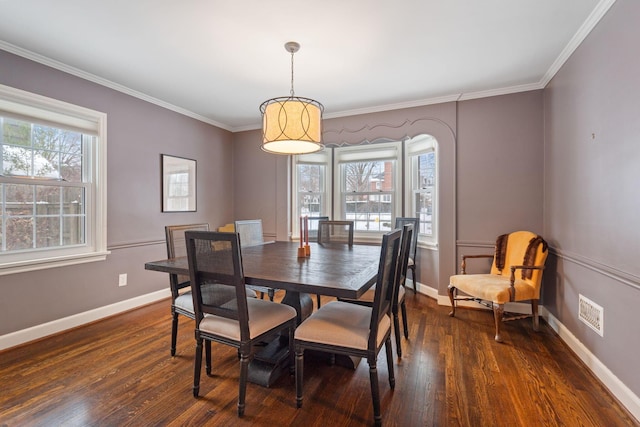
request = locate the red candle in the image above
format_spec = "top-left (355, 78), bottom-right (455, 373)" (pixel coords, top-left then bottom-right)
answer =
top-left (300, 216), bottom-right (303, 247)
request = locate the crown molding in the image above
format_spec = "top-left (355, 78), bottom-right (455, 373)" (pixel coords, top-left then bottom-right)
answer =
top-left (0, 40), bottom-right (232, 132)
top-left (540, 0), bottom-right (617, 87)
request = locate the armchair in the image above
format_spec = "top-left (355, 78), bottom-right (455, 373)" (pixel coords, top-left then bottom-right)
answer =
top-left (448, 231), bottom-right (548, 342)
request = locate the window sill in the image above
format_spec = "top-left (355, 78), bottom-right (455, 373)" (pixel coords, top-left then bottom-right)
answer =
top-left (0, 251), bottom-right (110, 276)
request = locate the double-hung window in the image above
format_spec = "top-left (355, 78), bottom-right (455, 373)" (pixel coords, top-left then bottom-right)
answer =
top-left (405, 134), bottom-right (437, 245)
top-left (293, 151), bottom-right (331, 219)
top-left (0, 84), bottom-right (108, 275)
top-left (335, 142), bottom-right (401, 239)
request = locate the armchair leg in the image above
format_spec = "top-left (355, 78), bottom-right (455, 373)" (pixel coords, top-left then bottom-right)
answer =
top-left (493, 304), bottom-right (505, 342)
top-left (448, 286), bottom-right (457, 317)
top-left (532, 299), bottom-right (540, 331)
top-left (267, 288), bottom-right (275, 301)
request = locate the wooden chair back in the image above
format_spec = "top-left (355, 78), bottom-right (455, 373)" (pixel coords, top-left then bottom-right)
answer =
top-left (234, 219), bottom-right (264, 247)
top-left (393, 224), bottom-right (413, 304)
top-left (306, 216), bottom-right (329, 242)
top-left (185, 230), bottom-right (252, 341)
top-left (368, 228), bottom-right (402, 350)
top-left (317, 220), bottom-right (354, 246)
top-left (394, 217), bottom-right (419, 263)
top-left (165, 223), bottom-right (209, 298)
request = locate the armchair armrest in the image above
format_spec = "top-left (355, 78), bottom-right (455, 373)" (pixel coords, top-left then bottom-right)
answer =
top-left (460, 254), bottom-right (494, 274)
top-left (508, 265), bottom-right (545, 284)
top-left (508, 265), bottom-right (545, 300)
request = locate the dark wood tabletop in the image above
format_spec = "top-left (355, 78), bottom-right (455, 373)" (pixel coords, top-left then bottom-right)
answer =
top-left (145, 241), bottom-right (382, 300)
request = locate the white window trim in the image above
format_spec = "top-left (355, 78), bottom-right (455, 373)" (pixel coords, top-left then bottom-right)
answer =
top-left (292, 150), bottom-right (332, 238)
top-left (0, 84), bottom-right (108, 276)
top-left (404, 134), bottom-right (438, 248)
top-left (334, 141), bottom-right (402, 243)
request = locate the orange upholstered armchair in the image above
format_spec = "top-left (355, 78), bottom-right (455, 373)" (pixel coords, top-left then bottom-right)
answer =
top-left (448, 231), bottom-right (548, 342)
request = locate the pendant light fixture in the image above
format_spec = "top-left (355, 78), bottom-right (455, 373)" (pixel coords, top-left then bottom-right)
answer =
top-left (259, 41), bottom-right (324, 155)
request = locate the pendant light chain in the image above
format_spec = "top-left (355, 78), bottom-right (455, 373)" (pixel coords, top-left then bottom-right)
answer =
top-left (290, 49), bottom-right (295, 97)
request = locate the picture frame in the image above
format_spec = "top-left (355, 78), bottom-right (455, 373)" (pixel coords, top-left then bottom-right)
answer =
top-left (161, 154), bottom-right (197, 212)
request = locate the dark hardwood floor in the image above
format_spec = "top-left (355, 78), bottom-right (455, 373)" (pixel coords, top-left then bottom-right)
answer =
top-left (1, 292), bottom-right (637, 426)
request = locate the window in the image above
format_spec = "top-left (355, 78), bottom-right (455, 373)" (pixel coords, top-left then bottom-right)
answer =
top-left (0, 84), bottom-right (107, 275)
top-left (294, 137), bottom-right (436, 245)
top-left (293, 150), bottom-right (331, 219)
top-left (336, 142), bottom-right (401, 236)
top-left (405, 134), bottom-right (437, 245)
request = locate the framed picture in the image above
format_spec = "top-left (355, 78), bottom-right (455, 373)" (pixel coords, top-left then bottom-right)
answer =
top-left (161, 154), bottom-right (196, 212)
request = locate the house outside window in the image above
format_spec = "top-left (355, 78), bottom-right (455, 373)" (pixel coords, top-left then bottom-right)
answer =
top-left (293, 136), bottom-right (436, 245)
top-left (0, 84), bottom-right (108, 275)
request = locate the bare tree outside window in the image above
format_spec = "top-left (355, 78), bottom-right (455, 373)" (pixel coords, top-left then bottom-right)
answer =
top-left (297, 163), bottom-right (324, 217)
top-left (1, 117), bottom-right (86, 252)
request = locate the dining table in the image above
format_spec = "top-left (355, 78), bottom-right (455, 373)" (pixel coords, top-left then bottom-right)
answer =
top-left (145, 240), bottom-right (382, 386)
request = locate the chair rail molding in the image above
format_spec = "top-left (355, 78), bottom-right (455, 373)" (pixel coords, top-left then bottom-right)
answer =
top-left (550, 247), bottom-right (640, 292)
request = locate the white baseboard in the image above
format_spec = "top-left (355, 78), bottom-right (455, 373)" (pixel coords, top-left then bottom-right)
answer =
top-left (0, 289), bottom-right (171, 351)
top-left (412, 280), bottom-right (639, 423)
top-left (542, 308), bottom-right (640, 423)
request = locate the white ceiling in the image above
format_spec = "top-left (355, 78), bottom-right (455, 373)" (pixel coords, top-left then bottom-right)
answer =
top-left (0, 0), bottom-right (613, 131)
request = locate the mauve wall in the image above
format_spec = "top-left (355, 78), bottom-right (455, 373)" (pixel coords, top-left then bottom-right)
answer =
top-left (0, 50), bottom-right (234, 335)
top-left (544, 0), bottom-right (640, 397)
top-left (232, 95), bottom-right (544, 296)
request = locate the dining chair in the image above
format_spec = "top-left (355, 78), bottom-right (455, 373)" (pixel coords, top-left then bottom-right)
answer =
top-left (306, 216), bottom-right (329, 243)
top-left (317, 220), bottom-right (354, 246)
top-left (449, 230), bottom-right (548, 342)
top-left (165, 223), bottom-right (258, 357)
top-left (306, 216), bottom-right (330, 308)
top-left (185, 230), bottom-right (297, 417)
top-left (234, 219), bottom-right (277, 301)
top-left (294, 228), bottom-right (402, 427)
top-left (338, 224), bottom-right (413, 358)
top-left (394, 217), bottom-right (419, 292)
top-left (165, 223), bottom-right (210, 357)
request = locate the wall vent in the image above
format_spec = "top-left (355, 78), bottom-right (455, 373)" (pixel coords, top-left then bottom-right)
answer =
top-left (578, 294), bottom-right (604, 336)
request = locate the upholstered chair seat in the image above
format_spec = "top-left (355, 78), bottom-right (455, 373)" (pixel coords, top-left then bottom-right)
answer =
top-left (294, 301), bottom-right (390, 350)
top-left (199, 298), bottom-right (296, 341)
top-left (449, 274), bottom-right (538, 304)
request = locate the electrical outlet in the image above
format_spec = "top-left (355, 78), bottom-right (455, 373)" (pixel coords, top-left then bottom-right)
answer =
top-left (118, 273), bottom-right (127, 287)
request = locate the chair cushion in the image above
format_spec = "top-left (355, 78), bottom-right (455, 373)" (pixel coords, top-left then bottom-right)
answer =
top-left (449, 273), bottom-right (538, 304)
top-left (295, 301), bottom-right (391, 350)
top-left (174, 291), bottom-right (194, 313)
top-left (198, 298), bottom-right (296, 341)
